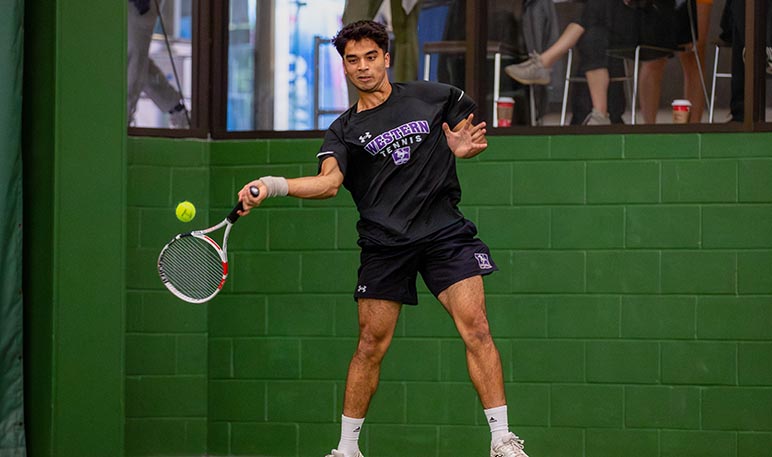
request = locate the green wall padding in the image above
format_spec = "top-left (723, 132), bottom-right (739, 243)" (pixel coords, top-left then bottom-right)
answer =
top-left (126, 134), bottom-right (772, 457)
top-left (0, 0), bottom-right (26, 456)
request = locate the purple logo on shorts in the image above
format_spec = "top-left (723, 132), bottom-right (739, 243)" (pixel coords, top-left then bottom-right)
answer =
top-left (474, 253), bottom-right (493, 270)
top-left (392, 147), bottom-right (411, 165)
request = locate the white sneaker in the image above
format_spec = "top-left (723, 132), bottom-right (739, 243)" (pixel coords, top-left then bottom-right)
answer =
top-left (582, 109), bottom-right (611, 126)
top-left (504, 52), bottom-right (551, 85)
top-left (490, 432), bottom-right (529, 457)
top-left (325, 449), bottom-right (364, 457)
top-left (168, 103), bottom-right (190, 128)
top-left (766, 46), bottom-right (772, 75)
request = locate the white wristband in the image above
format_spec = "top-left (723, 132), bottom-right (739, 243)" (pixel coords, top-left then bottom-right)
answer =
top-left (259, 176), bottom-right (289, 198)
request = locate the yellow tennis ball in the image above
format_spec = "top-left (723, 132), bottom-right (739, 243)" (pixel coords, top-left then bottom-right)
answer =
top-left (175, 201), bottom-right (196, 222)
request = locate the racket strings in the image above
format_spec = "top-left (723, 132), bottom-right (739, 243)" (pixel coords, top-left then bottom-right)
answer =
top-left (159, 236), bottom-right (225, 300)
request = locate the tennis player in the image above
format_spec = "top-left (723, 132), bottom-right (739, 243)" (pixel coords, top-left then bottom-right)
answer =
top-left (237, 20), bottom-right (529, 457)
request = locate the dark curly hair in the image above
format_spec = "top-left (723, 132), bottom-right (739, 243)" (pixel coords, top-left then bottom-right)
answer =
top-left (331, 20), bottom-right (389, 57)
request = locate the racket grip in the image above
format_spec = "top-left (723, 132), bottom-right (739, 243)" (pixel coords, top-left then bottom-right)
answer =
top-left (228, 186), bottom-right (260, 223)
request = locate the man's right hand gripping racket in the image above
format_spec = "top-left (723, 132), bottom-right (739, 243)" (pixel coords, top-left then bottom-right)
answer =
top-left (158, 186), bottom-right (259, 303)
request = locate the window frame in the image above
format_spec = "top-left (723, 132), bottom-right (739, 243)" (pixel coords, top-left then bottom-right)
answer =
top-left (128, 0), bottom-right (772, 139)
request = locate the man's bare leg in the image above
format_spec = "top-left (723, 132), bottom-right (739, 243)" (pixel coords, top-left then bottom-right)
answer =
top-left (437, 275), bottom-right (505, 409)
top-left (437, 275), bottom-right (531, 456)
top-left (342, 298), bottom-right (402, 417)
top-left (331, 299), bottom-right (401, 456)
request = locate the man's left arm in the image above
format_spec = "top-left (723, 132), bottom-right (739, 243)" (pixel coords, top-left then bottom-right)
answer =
top-left (442, 113), bottom-right (488, 159)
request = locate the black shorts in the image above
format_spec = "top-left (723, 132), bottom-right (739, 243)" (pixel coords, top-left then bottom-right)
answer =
top-left (353, 219), bottom-right (497, 305)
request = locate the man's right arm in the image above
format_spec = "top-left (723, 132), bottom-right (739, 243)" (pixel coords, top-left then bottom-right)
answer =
top-left (287, 156), bottom-right (344, 199)
top-left (237, 156), bottom-right (344, 215)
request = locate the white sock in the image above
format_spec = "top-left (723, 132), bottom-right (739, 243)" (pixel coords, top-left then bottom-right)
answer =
top-left (337, 415), bottom-right (364, 456)
top-left (484, 405), bottom-right (510, 446)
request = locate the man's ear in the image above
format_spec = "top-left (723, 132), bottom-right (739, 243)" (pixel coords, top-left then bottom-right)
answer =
top-left (385, 51), bottom-right (391, 68)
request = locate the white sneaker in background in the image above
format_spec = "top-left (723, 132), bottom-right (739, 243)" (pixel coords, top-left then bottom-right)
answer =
top-left (168, 103), bottom-right (190, 128)
top-left (766, 46), bottom-right (772, 75)
top-left (582, 108), bottom-right (611, 126)
top-left (504, 52), bottom-right (551, 85)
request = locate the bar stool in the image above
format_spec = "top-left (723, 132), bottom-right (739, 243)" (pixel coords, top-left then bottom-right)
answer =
top-left (608, 45), bottom-right (689, 124)
top-left (708, 41), bottom-right (732, 123)
top-left (560, 48), bottom-right (633, 125)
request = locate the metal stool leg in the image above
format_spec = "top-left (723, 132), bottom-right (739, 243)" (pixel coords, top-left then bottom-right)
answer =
top-left (709, 43), bottom-right (719, 123)
top-left (493, 52), bottom-right (501, 126)
top-left (560, 48), bottom-right (574, 126)
top-left (631, 45), bottom-right (641, 125)
top-left (423, 53), bottom-right (431, 81)
top-left (560, 49), bottom-right (574, 126)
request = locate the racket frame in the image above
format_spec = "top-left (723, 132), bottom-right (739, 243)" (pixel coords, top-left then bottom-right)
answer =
top-left (158, 186), bottom-right (258, 303)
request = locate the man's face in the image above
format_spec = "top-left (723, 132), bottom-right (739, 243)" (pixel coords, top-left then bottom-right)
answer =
top-left (342, 38), bottom-right (390, 93)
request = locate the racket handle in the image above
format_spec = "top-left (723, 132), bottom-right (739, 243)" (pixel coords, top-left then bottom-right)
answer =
top-left (228, 185), bottom-right (260, 223)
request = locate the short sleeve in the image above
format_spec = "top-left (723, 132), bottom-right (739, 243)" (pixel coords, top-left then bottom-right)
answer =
top-left (444, 85), bottom-right (477, 129)
top-left (317, 121), bottom-right (348, 176)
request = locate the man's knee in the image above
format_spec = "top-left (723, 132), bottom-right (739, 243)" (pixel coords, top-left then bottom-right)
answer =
top-left (355, 330), bottom-right (391, 362)
top-left (458, 313), bottom-right (495, 348)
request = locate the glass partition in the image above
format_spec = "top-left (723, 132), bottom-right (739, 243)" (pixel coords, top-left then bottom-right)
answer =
top-left (227, 0), bottom-right (347, 131)
top-left (128, 0), bottom-right (193, 129)
top-left (129, 0), bottom-right (772, 137)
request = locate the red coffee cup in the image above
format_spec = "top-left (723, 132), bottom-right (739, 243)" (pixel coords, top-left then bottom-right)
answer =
top-left (672, 99), bottom-right (692, 124)
top-left (496, 97), bottom-right (515, 127)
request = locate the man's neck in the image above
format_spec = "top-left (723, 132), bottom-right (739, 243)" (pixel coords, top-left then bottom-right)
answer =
top-left (357, 81), bottom-right (393, 112)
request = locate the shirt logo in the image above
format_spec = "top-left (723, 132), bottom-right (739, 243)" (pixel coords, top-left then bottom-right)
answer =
top-left (362, 121), bottom-right (430, 165)
top-left (391, 147), bottom-right (411, 166)
top-left (475, 253), bottom-right (493, 270)
top-left (359, 132), bottom-right (372, 143)
top-left (357, 285), bottom-right (367, 293)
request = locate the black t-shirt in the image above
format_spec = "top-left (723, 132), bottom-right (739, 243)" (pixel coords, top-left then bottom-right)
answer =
top-left (317, 81), bottom-right (476, 246)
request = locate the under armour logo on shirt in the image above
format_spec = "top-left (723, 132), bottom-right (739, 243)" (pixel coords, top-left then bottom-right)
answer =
top-left (359, 132), bottom-right (372, 143)
top-left (357, 285), bottom-right (367, 293)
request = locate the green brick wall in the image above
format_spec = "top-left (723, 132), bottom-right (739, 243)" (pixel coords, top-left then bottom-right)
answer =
top-left (126, 133), bottom-right (772, 457)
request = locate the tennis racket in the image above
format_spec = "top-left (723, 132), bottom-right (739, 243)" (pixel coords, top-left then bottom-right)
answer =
top-left (158, 186), bottom-right (259, 303)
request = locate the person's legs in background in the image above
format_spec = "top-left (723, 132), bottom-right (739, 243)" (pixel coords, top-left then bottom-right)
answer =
top-left (638, 57), bottom-right (667, 123)
top-left (143, 60), bottom-right (188, 128)
top-left (127, 0), bottom-right (158, 125)
top-left (728, 0), bottom-right (744, 121)
top-left (389, 0), bottom-right (423, 82)
top-left (504, 0), bottom-right (618, 86)
top-left (767, 0), bottom-right (772, 73)
top-left (576, 24), bottom-right (613, 124)
top-left (537, 23), bottom-right (586, 69)
top-left (633, 0), bottom-right (707, 124)
top-left (504, 22), bottom-right (586, 85)
top-left (676, 0), bottom-right (712, 122)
